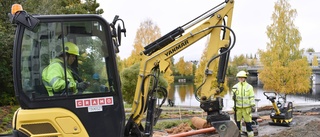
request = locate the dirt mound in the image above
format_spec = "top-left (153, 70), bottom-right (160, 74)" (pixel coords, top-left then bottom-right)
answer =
top-left (153, 123), bottom-right (193, 137)
top-left (276, 119), bottom-right (320, 137)
top-left (165, 123), bottom-right (192, 134)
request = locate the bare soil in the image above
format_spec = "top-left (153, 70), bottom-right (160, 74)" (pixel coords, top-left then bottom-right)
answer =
top-left (154, 105), bottom-right (320, 137)
top-left (258, 115), bottom-right (320, 137)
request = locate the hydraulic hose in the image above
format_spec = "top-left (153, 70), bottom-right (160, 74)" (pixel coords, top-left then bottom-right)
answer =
top-left (194, 25), bottom-right (236, 101)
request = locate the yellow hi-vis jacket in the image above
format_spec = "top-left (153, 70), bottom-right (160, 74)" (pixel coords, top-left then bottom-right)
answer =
top-left (42, 58), bottom-right (77, 96)
top-left (232, 81), bottom-right (255, 108)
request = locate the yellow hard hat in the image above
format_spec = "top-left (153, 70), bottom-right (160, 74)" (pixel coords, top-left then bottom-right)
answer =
top-left (236, 70), bottom-right (247, 78)
top-left (64, 42), bottom-right (79, 56)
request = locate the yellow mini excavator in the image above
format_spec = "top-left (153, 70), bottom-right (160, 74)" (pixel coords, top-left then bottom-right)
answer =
top-left (5, 0), bottom-right (239, 136)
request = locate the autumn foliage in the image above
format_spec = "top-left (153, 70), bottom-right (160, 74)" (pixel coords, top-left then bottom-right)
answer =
top-left (120, 19), bottom-right (174, 104)
top-left (258, 0), bottom-right (312, 95)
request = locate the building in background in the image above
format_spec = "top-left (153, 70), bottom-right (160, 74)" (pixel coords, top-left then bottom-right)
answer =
top-left (304, 52), bottom-right (320, 66)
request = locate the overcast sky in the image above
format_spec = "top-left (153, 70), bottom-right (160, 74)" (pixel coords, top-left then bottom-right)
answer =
top-left (97, 0), bottom-right (320, 62)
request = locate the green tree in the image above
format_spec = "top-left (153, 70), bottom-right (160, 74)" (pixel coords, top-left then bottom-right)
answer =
top-left (22, 0), bottom-right (103, 14)
top-left (232, 54), bottom-right (247, 66)
top-left (0, 0), bottom-right (18, 105)
top-left (0, 0), bottom-right (103, 105)
top-left (226, 63), bottom-right (238, 77)
top-left (121, 64), bottom-right (140, 104)
top-left (120, 19), bottom-right (174, 104)
top-left (306, 48), bottom-right (315, 53)
top-left (258, 0), bottom-right (311, 96)
top-left (116, 55), bottom-right (125, 72)
top-left (121, 63), bottom-right (167, 104)
top-left (226, 54), bottom-right (249, 77)
top-left (190, 60), bottom-right (199, 76)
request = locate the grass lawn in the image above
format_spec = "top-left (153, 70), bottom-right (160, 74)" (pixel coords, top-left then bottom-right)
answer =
top-left (0, 105), bottom-right (19, 134)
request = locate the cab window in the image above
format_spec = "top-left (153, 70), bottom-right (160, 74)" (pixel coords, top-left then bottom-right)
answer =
top-left (20, 20), bottom-right (113, 99)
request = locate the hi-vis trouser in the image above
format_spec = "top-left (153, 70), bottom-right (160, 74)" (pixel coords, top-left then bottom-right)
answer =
top-left (236, 107), bottom-right (252, 122)
top-left (236, 107), bottom-right (254, 137)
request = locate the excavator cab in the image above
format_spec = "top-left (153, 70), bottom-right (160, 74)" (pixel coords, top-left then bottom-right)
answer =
top-left (10, 4), bottom-right (126, 137)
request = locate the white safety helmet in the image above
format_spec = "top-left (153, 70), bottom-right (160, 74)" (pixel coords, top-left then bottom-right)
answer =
top-left (236, 70), bottom-right (247, 78)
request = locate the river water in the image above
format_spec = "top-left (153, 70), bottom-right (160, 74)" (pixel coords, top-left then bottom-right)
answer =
top-left (168, 83), bottom-right (320, 111)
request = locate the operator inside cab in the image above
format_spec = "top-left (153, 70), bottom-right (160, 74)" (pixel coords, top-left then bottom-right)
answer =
top-left (42, 42), bottom-right (90, 96)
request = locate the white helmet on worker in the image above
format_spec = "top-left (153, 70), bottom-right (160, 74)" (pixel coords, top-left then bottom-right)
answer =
top-left (236, 70), bottom-right (247, 78)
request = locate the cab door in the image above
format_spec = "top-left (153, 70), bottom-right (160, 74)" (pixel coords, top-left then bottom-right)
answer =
top-left (12, 14), bottom-right (125, 137)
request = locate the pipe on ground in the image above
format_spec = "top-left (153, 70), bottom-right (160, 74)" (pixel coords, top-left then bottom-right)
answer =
top-left (166, 117), bottom-right (263, 137)
top-left (166, 127), bottom-right (216, 137)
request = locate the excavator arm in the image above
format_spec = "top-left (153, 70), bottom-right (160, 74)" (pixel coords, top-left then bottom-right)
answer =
top-left (125, 0), bottom-right (239, 136)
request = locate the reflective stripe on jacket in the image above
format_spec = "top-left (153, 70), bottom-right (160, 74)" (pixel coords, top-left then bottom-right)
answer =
top-left (42, 58), bottom-right (77, 96)
top-left (233, 82), bottom-right (255, 108)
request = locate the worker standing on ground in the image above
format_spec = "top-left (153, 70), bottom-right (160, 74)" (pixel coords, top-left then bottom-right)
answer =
top-left (42, 42), bottom-right (89, 96)
top-left (232, 70), bottom-right (255, 137)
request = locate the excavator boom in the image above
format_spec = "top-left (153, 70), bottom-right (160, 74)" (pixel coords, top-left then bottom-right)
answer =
top-left (125, 0), bottom-right (239, 136)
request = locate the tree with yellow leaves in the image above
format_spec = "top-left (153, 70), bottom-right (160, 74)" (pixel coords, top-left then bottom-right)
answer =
top-left (120, 19), bottom-right (175, 103)
top-left (258, 0), bottom-right (312, 98)
top-left (125, 19), bottom-right (161, 67)
top-left (175, 57), bottom-right (186, 75)
top-left (312, 55), bottom-right (319, 66)
top-left (184, 62), bottom-right (193, 76)
top-left (194, 40), bottom-right (229, 97)
top-left (174, 57), bottom-right (194, 76)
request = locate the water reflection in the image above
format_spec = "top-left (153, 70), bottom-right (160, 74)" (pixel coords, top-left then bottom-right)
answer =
top-left (168, 83), bottom-right (200, 107)
top-left (169, 83), bottom-right (320, 111)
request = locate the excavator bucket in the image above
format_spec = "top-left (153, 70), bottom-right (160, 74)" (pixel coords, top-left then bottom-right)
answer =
top-left (211, 120), bottom-right (240, 137)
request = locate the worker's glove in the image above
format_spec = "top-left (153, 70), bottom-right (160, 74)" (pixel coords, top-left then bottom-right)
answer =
top-left (251, 105), bottom-right (256, 112)
top-left (77, 82), bottom-right (90, 90)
